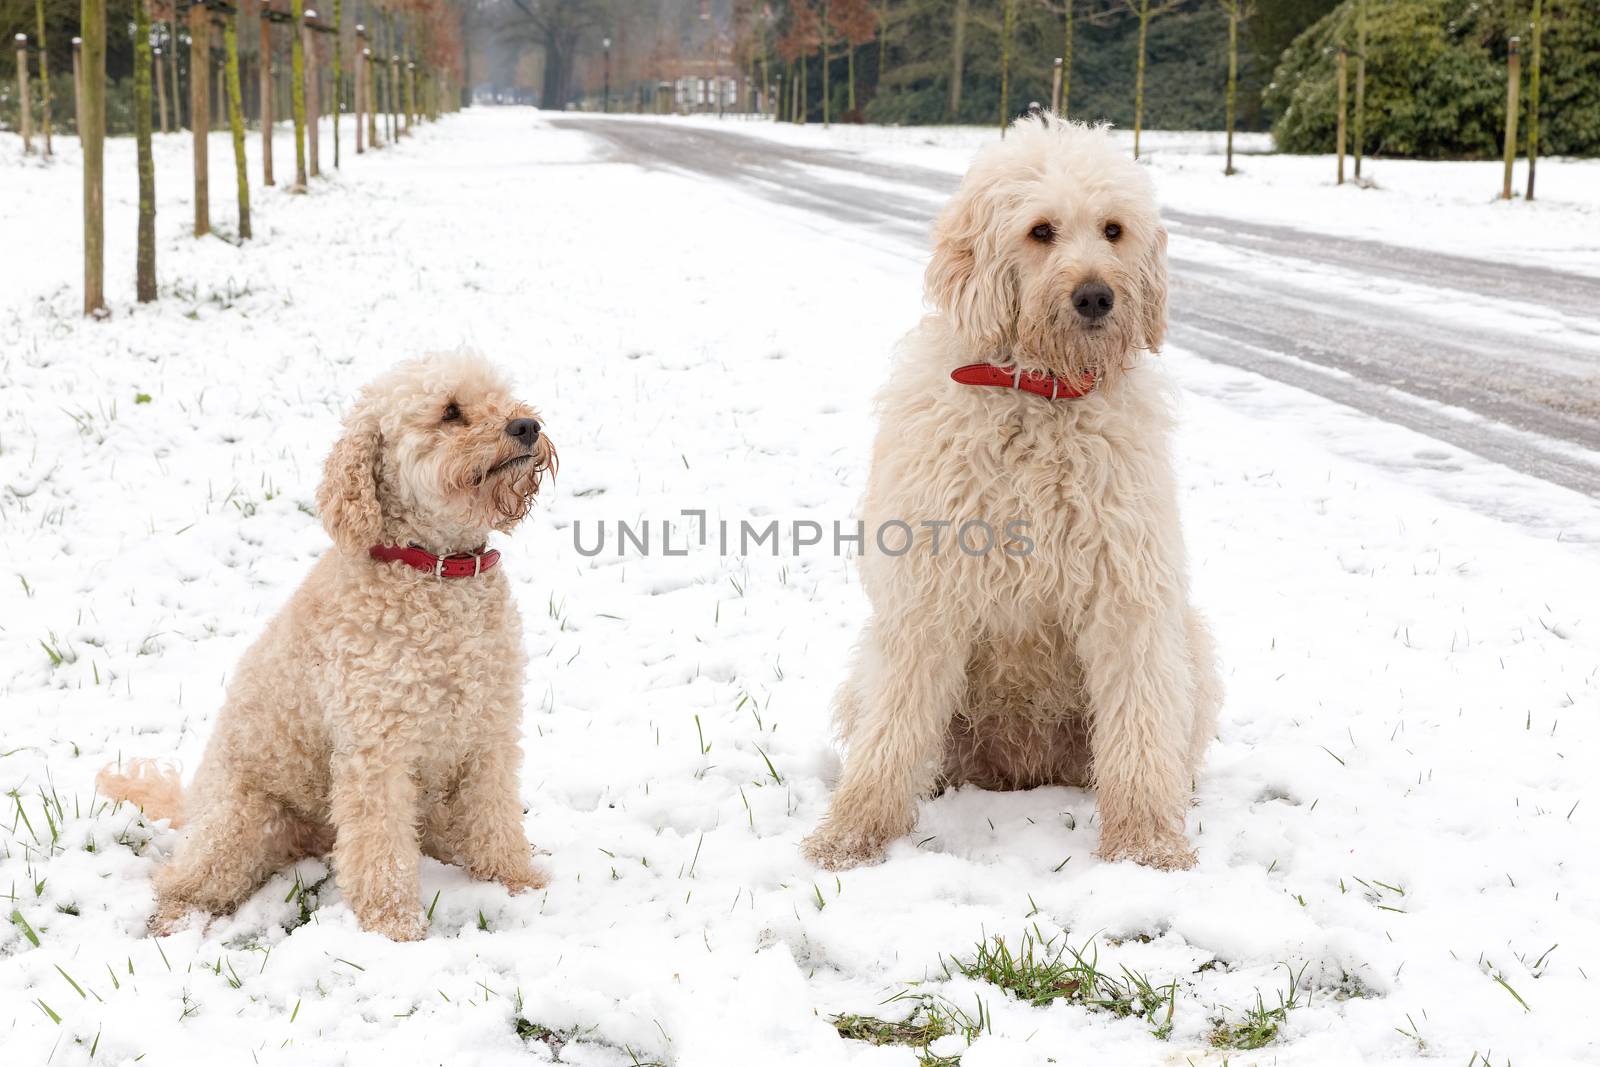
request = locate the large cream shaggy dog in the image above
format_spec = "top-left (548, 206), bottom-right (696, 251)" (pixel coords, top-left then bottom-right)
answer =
top-left (802, 115), bottom-right (1222, 872)
top-left (99, 352), bottom-right (556, 940)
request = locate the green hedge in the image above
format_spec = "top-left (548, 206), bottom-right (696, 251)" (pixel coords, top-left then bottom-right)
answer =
top-left (1266, 0), bottom-right (1600, 158)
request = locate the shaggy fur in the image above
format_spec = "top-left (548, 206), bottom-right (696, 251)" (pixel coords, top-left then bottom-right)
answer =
top-left (98, 352), bottom-right (557, 940)
top-left (801, 116), bottom-right (1222, 872)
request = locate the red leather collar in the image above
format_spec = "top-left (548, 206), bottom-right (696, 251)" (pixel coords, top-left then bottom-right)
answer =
top-left (369, 544), bottom-right (501, 578)
top-left (951, 363), bottom-right (1097, 400)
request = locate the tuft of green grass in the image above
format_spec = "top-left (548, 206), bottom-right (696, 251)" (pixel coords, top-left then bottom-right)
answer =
top-left (1208, 962), bottom-right (1309, 1051)
top-left (283, 869), bottom-right (333, 932)
top-left (947, 931), bottom-right (1176, 1038)
top-left (514, 1017), bottom-right (569, 1057)
top-left (832, 993), bottom-right (986, 1067)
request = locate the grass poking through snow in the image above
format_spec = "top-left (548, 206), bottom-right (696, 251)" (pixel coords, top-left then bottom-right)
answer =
top-left (832, 992), bottom-right (988, 1067)
top-left (947, 930), bottom-right (1176, 1038)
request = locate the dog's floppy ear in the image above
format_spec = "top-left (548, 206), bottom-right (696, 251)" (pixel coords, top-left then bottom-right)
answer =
top-left (1137, 224), bottom-right (1169, 353)
top-left (316, 404), bottom-right (383, 551)
top-left (925, 184), bottom-right (1016, 352)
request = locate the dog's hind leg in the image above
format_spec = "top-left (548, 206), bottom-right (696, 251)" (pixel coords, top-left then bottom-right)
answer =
top-left (151, 786), bottom-right (309, 934)
top-left (802, 613), bottom-right (972, 870)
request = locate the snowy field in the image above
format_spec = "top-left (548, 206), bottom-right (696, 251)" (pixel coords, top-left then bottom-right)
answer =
top-left (2, 110), bottom-right (1599, 1066)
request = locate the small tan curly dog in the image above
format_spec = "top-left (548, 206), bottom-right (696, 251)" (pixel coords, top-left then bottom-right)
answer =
top-left (99, 351), bottom-right (557, 940)
top-left (802, 115), bottom-right (1221, 872)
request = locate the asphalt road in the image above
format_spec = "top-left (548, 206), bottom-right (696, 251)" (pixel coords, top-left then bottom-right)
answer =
top-left (554, 116), bottom-right (1600, 498)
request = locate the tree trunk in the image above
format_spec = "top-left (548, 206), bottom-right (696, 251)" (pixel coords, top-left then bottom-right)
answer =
top-left (292, 0), bottom-right (306, 188)
top-left (877, 1), bottom-right (888, 83)
top-left (821, 3), bottom-right (830, 127)
top-left (260, 14), bottom-right (274, 184)
top-left (1336, 46), bottom-right (1346, 184)
top-left (190, 6), bottom-right (210, 234)
top-left (460, 12), bottom-right (471, 108)
top-left (368, 49), bottom-right (380, 146)
top-left (13, 37), bottom-right (31, 155)
top-left (224, 15), bottom-right (250, 238)
top-left (847, 42), bottom-right (855, 113)
top-left (1061, 0), bottom-right (1072, 117)
top-left (1353, 0), bottom-right (1365, 179)
top-left (332, 0), bottom-right (342, 167)
top-left (305, 21), bottom-right (319, 177)
top-left (81, 0), bottom-right (106, 315)
top-left (540, 34), bottom-right (569, 109)
top-left (404, 60), bottom-right (414, 132)
top-left (999, 0), bottom-right (1013, 135)
top-left (134, 0), bottom-right (156, 300)
top-left (168, 13), bottom-right (181, 129)
top-left (71, 37), bottom-right (82, 143)
top-left (1224, 6), bottom-right (1236, 175)
top-left (355, 27), bottom-right (365, 153)
top-left (1526, 0), bottom-right (1542, 200)
top-left (1133, 1), bottom-right (1148, 159)
top-left (35, 0), bottom-right (53, 155)
top-left (156, 46), bottom-right (169, 133)
top-left (947, 0), bottom-right (966, 120)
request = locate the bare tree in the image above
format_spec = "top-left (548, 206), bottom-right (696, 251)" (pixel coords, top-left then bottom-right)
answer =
top-left (1122, 0), bottom-right (1186, 158)
top-left (832, 0), bottom-right (876, 115)
top-left (34, 0), bottom-right (53, 156)
top-left (333, 0), bottom-right (343, 166)
top-left (134, 0), bottom-right (156, 299)
top-left (500, 0), bottom-right (602, 109)
top-left (1526, 0), bottom-right (1542, 200)
top-left (947, 0), bottom-right (966, 119)
top-left (292, 0), bottom-right (307, 189)
top-left (999, 0), bottom-right (1013, 133)
top-left (1216, 0), bottom-right (1252, 175)
top-left (223, 8), bottom-right (250, 237)
top-left (81, 0), bottom-right (107, 315)
top-left (1037, 0), bottom-right (1081, 116)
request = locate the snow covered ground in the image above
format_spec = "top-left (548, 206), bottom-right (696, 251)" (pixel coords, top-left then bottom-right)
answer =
top-left (2, 110), bottom-right (1598, 1066)
top-left (674, 114), bottom-right (1600, 276)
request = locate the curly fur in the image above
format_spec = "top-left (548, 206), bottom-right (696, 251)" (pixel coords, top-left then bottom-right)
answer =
top-left (99, 351), bottom-right (556, 940)
top-left (802, 116), bottom-right (1222, 872)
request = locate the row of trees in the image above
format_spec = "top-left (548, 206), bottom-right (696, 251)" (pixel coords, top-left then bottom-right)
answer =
top-left (527, 0), bottom-right (1259, 160)
top-left (463, 0), bottom-right (1595, 160)
top-left (5, 0), bottom-right (466, 316)
top-left (464, 0), bottom-right (1337, 132)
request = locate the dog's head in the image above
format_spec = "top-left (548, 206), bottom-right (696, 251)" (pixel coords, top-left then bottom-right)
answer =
top-left (315, 351), bottom-right (557, 554)
top-left (926, 115), bottom-right (1168, 383)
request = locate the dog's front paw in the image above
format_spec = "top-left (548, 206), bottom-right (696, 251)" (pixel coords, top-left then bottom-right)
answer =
top-left (801, 825), bottom-right (891, 871)
top-left (360, 908), bottom-right (428, 942)
top-left (148, 901), bottom-right (204, 938)
top-left (498, 864), bottom-right (550, 895)
top-left (465, 844), bottom-right (550, 894)
top-left (1096, 833), bottom-right (1197, 871)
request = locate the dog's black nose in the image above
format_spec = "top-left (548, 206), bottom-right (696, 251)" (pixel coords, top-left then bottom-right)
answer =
top-left (505, 418), bottom-right (540, 445)
top-left (1071, 282), bottom-right (1115, 321)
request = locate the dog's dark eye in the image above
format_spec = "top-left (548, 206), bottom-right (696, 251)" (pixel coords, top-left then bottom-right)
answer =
top-left (442, 402), bottom-right (461, 423)
top-left (1103, 222), bottom-right (1123, 242)
top-left (1029, 222), bottom-right (1055, 243)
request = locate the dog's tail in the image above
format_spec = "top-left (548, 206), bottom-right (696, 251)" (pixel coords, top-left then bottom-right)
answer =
top-left (96, 759), bottom-right (186, 827)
